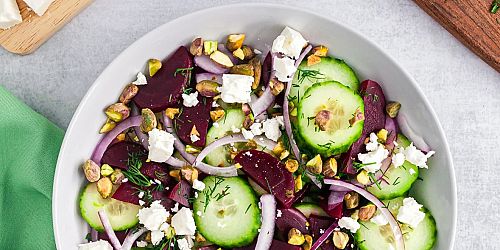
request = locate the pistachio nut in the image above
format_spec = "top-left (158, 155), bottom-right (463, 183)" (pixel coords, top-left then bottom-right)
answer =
top-left (185, 145), bottom-right (201, 154)
top-left (195, 232), bottom-right (206, 243)
top-left (279, 150), bottom-right (290, 160)
top-left (100, 164), bottom-right (114, 177)
top-left (249, 57), bottom-right (261, 89)
top-left (303, 234), bottom-right (313, 250)
top-left (376, 129), bottom-right (388, 143)
top-left (116, 133), bottom-right (126, 141)
top-left (269, 78), bottom-right (285, 96)
top-left (242, 114), bottom-right (254, 129)
top-left (332, 231), bottom-right (349, 249)
top-left (119, 84), bottom-right (139, 105)
top-left (203, 40), bottom-right (218, 55)
top-left (190, 37), bottom-right (204, 56)
top-left (344, 192), bottom-right (360, 209)
top-left (105, 103), bottom-right (130, 122)
top-left (209, 50), bottom-right (234, 68)
top-left (307, 54), bottom-right (321, 66)
top-left (386, 101), bottom-right (401, 118)
top-left (99, 119), bottom-right (116, 134)
top-left (169, 170), bottom-right (181, 181)
top-left (148, 59), bottom-right (162, 77)
top-left (312, 45), bottom-right (329, 57)
top-left (181, 166), bottom-right (199, 183)
top-left (315, 110), bottom-right (332, 131)
top-left (294, 175), bottom-right (303, 192)
top-left (210, 108), bottom-right (225, 122)
top-left (196, 80), bottom-right (220, 97)
top-left (349, 108), bottom-right (365, 126)
top-left (285, 159), bottom-right (299, 173)
top-left (229, 64), bottom-right (254, 76)
top-left (232, 48), bottom-right (245, 60)
top-left (241, 45), bottom-right (255, 60)
top-left (306, 154), bottom-right (323, 174)
top-left (140, 108), bottom-right (157, 133)
top-left (241, 103), bottom-right (252, 116)
top-left (110, 169), bottom-right (125, 184)
top-left (322, 157), bottom-right (338, 177)
top-left (226, 34), bottom-right (245, 51)
top-left (97, 177), bottom-right (113, 199)
top-left (83, 160), bottom-right (101, 182)
top-left (190, 125), bottom-right (200, 138)
top-left (272, 141), bottom-right (286, 157)
top-left (356, 170), bottom-right (370, 185)
top-left (165, 108), bottom-right (180, 119)
top-left (359, 204), bottom-right (377, 221)
top-left (288, 228), bottom-right (305, 245)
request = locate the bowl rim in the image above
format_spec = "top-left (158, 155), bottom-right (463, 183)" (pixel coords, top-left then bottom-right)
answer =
top-left (52, 3), bottom-right (456, 249)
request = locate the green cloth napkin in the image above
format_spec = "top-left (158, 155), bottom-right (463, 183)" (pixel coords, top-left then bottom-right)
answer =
top-left (0, 85), bottom-right (64, 250)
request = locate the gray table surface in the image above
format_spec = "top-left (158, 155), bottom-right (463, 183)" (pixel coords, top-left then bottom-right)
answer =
top-left (1, 0), bottom-right (499, 248)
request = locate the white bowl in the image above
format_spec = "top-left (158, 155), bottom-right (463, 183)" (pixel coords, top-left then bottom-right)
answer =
top-left (53, 3), bottom-right (456, 249)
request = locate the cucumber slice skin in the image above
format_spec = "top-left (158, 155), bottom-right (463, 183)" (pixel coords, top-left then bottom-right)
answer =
top-left (205, 109), bottom-right (245, 167)
top-left (297, 81), bottom-right (364, 157)
top-left (80, 183), bottom-right (141, 232)
top-left (366, 134), bottom-right (419, 200)
top-left (290, 57), bottom-right (360, 105)
top-left (294, 203), bottom-right (329, 218)
top-left (355, 197), bottom-right (437, 250)
top-left (193, 176), bottom-right (261, 248)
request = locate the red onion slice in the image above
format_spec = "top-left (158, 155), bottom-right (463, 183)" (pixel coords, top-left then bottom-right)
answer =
top-left (91, 115), bottom-right (142, 164)
top-left (90, 228), bottom-right (98, 241)
top-left (121, 227), bottom-right (147, 250)
top-left (323, 179), bottom-right (405, 250)
top-left (97, 210), bottom-right (121, 249)
top-left (255, 194), bottom-right (277, 250)
top-left (194, 55), bottom-right (230, 74)
top-left (310, 220), bottom-right (338, 250)
top-left (196, 73), bottom-right (222, 84)
top-left (218, 44), bottom-right (239, 64)
top-left (397, 114), bottom-right (431, 152)
top-left (249, 87), bottom-right (276, 117)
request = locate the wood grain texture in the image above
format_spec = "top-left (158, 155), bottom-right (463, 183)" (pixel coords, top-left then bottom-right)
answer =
top-left (0, 0), bottom-right (93, 55)
top-left (414, 0), bottom-right (500, 72)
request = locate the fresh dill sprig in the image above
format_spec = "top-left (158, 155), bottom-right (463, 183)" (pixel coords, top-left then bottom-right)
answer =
top-left (491, 0), bottom-right (500, 13)
top-left (244, 204), bottom-right (252, 214)
top-left (173, 67), bottom-right (194, 83)
top-left (297, 69), bottom-right (325, 85)
top-left (352, 161), bottom-right (376, 171)
top-left (123, 152), bottom-right (151, 187)
top-left (201, 177), bottom-right (228, 212)
top-left (317, 140), bottom-right (335, 150)
top-left (368, 172), bottom-right (382, 190)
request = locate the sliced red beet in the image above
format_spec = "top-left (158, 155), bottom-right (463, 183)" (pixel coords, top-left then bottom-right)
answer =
top-left (133, 46), bottom-right (193, 112)
top-left (234, 240), bottom-right (302, 250)
top-left (321, 201), bottom-right (343, 219)
top-left (140, 162), bottom-right (170, 184)
top-left (261, 52), bottom-right (272, 87)
top-left (234, 150), bottom-right (295, 207)
top-left (98, 230), bottom-right (128, 241)
top-left (276, 208), bottom-right (309, 235)
top-left (112, 182), bottom-right (140, 205)
top-left (101, 141), bottom-right (146, 169)
top-left (175, 96), bottom-right (212, 147)
top-left (152, 190), bottom-right (175, 210)
top-left (341, 79), bottom-right (387, 174)
top-left (168, 180), bottom-right (191, 207)
top-left (309, 215), bottom-right (338, 250)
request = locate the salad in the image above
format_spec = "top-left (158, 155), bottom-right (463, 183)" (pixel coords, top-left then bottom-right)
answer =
top-left (78, 27), bottom-right (437, 250)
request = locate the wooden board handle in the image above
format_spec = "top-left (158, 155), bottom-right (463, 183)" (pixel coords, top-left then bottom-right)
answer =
top-left (413, 0), bottom-right (500, 72)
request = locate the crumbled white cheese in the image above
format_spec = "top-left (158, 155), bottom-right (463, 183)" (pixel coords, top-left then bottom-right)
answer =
top-left (192, 179), bottom-right (205, 191)
top-left (370, 213), bottom-right (388, 226)
top-left (78, 240), bottom-right (113, 250)
top-left (212, 122), bottom-right (220, 128)
top-left (0, 0), bottom-right (22, 29)
top-left (23, 0), bottom-right (55, 16)
top-left (138, 191), bottom-right (144, 199)
top-left (277, 209), bottom-right (282, 218)
top-left (136, 241), bottom-right (148, 248)
top-left (319, 229), bottom-right (325, 234)
top-left (392, 152), bottom-right (405, 168)
top-left (154, 179), bottom-right (162, 185)
top-left (171, 202), bottom-right (179, 213)
top-left (396, 197), bottom-right (426, 228)
top-left (182, 91), bottom-right (199, 107)
top-left (150, 228), bottom-right (165, 245)
top-left (231, 125), bottom-right (241, 133)
top-left (409, 168), bottom-right (416, 175)
top-left (403, 143), bottom-right (435, 169)
top-left (273, 56), bottom-right (297, 82)
top-left (357, 133), bottom-right (389, 173)
top-left (262, 117), bottom-right (282, 142)
top-left (242, 128), bottom-right (255, 140)
top-left (177, 238), bottom-right (190, 250)
top-left (338, 217), bottom-right (360, 233)
top-left (271, 26), bottom-right (308, 59)
top-left (122, 178), bottom-right (128, 183)
top-left (220, 74), bottom-right (253, 103)
top-left (253, 48), bottom-right (262, 55)
top-left (137, 201), bottom-right (170, 231)
top-left (138, 200), bottom-right (145, 206)
top-left (250, 122), bottom-right (263, 136)
top-left (132, 72), bottom-right (147, 85)
top-left (190, 134), bottom-right (200, 143)
top-left (171, 207), bottom-right (196, 235)
top-left (148, 129), bottom-right (175, 162)
top-left (196, 210), bottom-right (202, 216)
top-left (212, 101), bottom-right (220, 107)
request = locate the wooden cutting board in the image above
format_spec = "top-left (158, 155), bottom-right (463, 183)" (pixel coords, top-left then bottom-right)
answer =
top-left (414, 0), bottom-right (500, 72)
top-left (0, 0), bottom-right (93, 55)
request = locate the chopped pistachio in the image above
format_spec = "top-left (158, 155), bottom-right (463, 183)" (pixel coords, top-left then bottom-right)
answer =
top-left (190, 125), bottom-right (200, 137)
top-left (116, 133), bottom-right (126, 141)
top-left (232, 48), bottom-right (245, 60)
top-left (311, 45), bottom-right (328, 57)
top-left (241, 45), bottom-right (255, 60)
top-left (97, 177), bottom-right (113, 199)
top-left (358, 204), bottom-right (377, 221)
top-left (344, 192), bottom-right (359, 209)
top-left (165, 108), bottom-right (180, 119)
top-left (226, 34), bottom-right (245, 51)
top-left (148, 59), bottom-right (162, 77)
top-left (306, 155), bottom-right (323, 174)
top-left (83, 160), bottom-right (100, 182)
top-left (169, 170), bottom-right (181, 181)
top-left (100, 164), bottom-right (114, 177)
top-left (110, 169), bottom-right (125, 184)
top-left (140, 108), bottom-right (157, 133)
top-left (315, 110), bottom-right (332, 131)
top-left (279, 150), bottom-right (290, 160)
top-left (99, 119), bottom-right (116, 134)
top-left (272, 141), bottom-right (286, 157)
top-left (119, 84), bottom-right (139, 105)
top-left (229, 64), bottom-right (254, 76)
top-left (196, 80), bottom-right (220, 97)
top-left (185, 145), bottom-right (201, 154)
top-left (303, 234), bottom-right (313, 250)
top-left (322, 157), bottom-right (338, 177)
top-left (356, 170), bottom-right (370, 185)
top-left (249, 57), bottom-right (261, 89)
top-left (190, 37), bottom-right (204, 56)
top-left (105, 103), bottom-right (130, 122)
top-left (386, 101), bottom-right (401, 118)
top-left (181, 166), bottom-right (199, 183)
top-left (288, 228), bottom-right (305, 245)
top-left (203, 40), bottom-right (218, 55)
top-left (377, 129), bottom-right (388, 143)
top-left (210, 50), bottom-right (234, 68)
top-left (285, 159), bottom-right (299, 173)
top-left (333, 231), bottom-right (349, 249)
top-left (269, 78), bottom-right (285, 96)
top-left (307, 54), bottom-right (321, 66)
top-left (294, 175), bottom-right (303, 192)
top-left (210, 108), bottom-right (225, 122)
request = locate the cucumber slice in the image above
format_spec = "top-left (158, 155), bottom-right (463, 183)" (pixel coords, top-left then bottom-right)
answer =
top-left (80, 183), bottom-right (141, 231)
top-left (205, 109), bottom-right (245, 167)
top-left (290, 57), bottom-right (359, 105)
top-left (367, 134), bottom-right (419, 199)
top-left (355, 197), bottom-right (437, 250)
top-left (297, 81), bottom-right (364, 156)
top-left (294, 203), bottom-right (329, 218)
top-left (193, 176), bottom-right (261, 248)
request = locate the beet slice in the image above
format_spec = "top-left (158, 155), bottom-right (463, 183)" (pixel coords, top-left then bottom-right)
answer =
top-left (234, 150), bottom-right (295, 207)
top-left (101, 141), bottom-right (146, 169)
top-left (175, 96), bottom-right (212, 147)
top-left (112, 182), bottom-right (140, 205)
top-left (98, 230), bottom-right (128, 241)
top-left (341, 79), bottom-right (387, 174)
top-left (309, 215), bottom-right (338, 250)
top-left (320, 201), bottom-right (343, 219)
top-left (276, 208), bottom-right (309, 235)
top-left (168, 180), bottom-right (191, 207)
top-left (234, 240), bottom-right (302, 250)
top-left (140, 162), bottom-right (170, 184)
top-left (133, 46), bottom-right (193, 112)
top-left (261, 52), bottom-right (272, 87)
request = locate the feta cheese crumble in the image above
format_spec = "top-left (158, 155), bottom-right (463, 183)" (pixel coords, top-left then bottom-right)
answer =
top-left (78, 240), bottom-right (113, 250)
top-left (370, 213), bottom-right (388, 226)
top-left (23, 0), bottom-right (55, 16)
top-left (392, 152), bottom-right (405, 168)
top-left (177, 238), bottom-right (190, 250)
top-left (262, 117), bottom-right (283, 142)
top-left (220, 74), bottom-right (253, 103)
top-left (357, 133), bottom-right (389, 173)
top-left (136, 241), bottom-right (148, 248)
top-left (132, 72), bottom-right (147, 85)
top-left (242, 128), bottom-right (255, 140)
top-left (338, 217), bottom-right (360, 233)
top-left (273, 56), bottom-right (297, 82)
top-left (403, 143), bottom-right (435, 169)
top-left (137, 200), bottom-right (170, 231)
top-left (192, 179), bottom-right (206, 191)
top-left (190, 134), bottom-right (200, 143)
top-left (271, 26), bottom-right (308, 59)
top-left (182, 91), bottom-right (199, 107)
top-left (148, 129), bottom-right (175, 162)
top-left (409, 168), bottom-right (416, 175)
top-left (0, 0), bottom-right (22, 29)
top-left (396, 197), bottom-right (425, 228)
top-left (249, 122), bottom-right (263, 136)
top-left (171, 207), bottom-right (196, 235)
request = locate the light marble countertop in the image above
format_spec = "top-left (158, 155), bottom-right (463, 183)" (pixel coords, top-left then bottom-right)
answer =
top-left (1, 0), bottom-right (499, 248)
